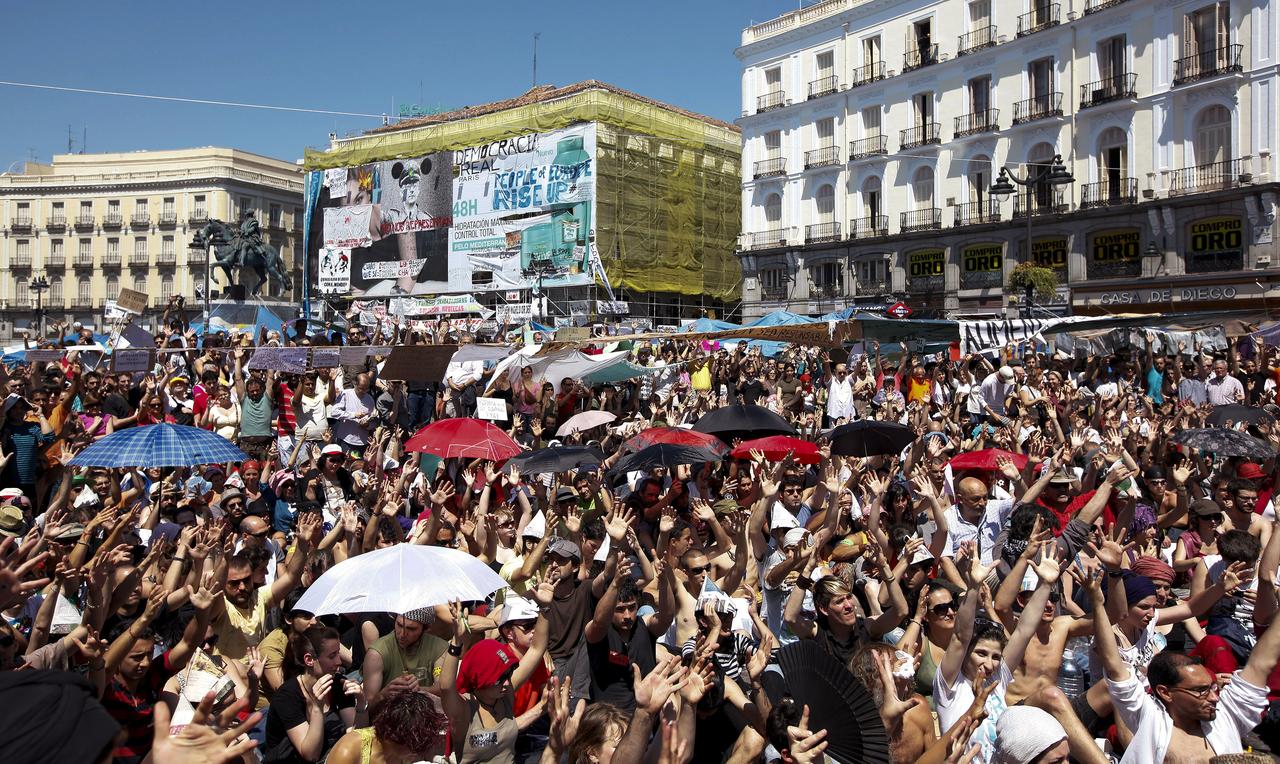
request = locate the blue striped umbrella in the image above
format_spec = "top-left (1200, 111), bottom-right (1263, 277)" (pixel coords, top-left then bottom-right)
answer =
top-left (68, 424), bottom-right (248, 468)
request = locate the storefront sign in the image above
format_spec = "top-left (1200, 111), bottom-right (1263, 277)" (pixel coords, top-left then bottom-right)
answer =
top-left (1088, 228), bottom-right (1141, 277)
top-left (907, 248), bottom-right (945, 291)
top-left (961, 243), bottom-right (1003, 288)
top-left (1077, 283), bottom-right (1252, 307)
top-left (1030, 236), bottom-right (1069, 271)
top-left (1186, 216), bottom-right (1245, 274)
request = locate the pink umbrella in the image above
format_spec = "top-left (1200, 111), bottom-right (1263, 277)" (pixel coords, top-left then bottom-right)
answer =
top-left (404, 418), bottom-right (523, 461)
top-left (556, 410), bottom-right (617, 437)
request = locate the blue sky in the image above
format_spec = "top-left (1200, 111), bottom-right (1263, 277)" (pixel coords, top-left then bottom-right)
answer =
top-left (0, 0), bottom-right (790, 168)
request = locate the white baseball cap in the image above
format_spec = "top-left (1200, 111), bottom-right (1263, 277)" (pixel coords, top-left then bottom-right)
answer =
top-left (499, 596), bottom-right (540, 626)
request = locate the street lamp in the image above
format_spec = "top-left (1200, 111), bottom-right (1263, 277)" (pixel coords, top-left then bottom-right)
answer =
top-left (188, 234), bottom-right (211, 326)
top-left (29, 276), bottom-right (49, 337)
top-left (989, 154), bottom-right (1074, 317)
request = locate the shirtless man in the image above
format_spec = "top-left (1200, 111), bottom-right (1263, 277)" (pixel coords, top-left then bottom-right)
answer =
top-left (660, 518), bottom-right (750, 654)
top-left (1222, 479), bottom-right (1271, 549)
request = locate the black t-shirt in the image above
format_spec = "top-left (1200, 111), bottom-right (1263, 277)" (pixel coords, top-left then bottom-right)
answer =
top-left (546, 579), bottom-right (594, 663)
top-left (263, 676), bottom-right (354, 764)
top-left (103, 392), bottom-right (132, 420)
top-left (586, 622), bottom-right (657, 712)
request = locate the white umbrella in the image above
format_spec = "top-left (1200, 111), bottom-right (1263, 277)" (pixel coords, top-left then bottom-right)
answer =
top-left (556, 410), bottom-right (617, 436)
top-left (294, 544), bottom-right (508, 616)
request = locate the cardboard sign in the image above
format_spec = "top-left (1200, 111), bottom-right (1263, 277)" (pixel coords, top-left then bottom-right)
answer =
top-left (115, 288), bottom-right (149, 315)
top-left (339, 346), bottom-right (373, 366)
top-left (380, 345), bottom-right (457, 382)
top-left (246, 347), bottom-right (309, 374)
top-left (475, 397), bottom-right (508, 421)
top-left (111, 348), bottom-right (154, 372)
top-left (310, 348), bottom-right (341, 369)
top-left (24, 349), bottom-right (64, 363)
top-left (123, 325), bottom-right (156, 349)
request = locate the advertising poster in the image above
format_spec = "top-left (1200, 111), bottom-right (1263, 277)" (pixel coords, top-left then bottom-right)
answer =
top-left (1089, 228), bottom-right (1142, 278)
top-left (1186, 216), bottom-right (1244, 274)
top-left (906, 248), bottom-right (945, 292)
top-left (1029, 236), bottom-right (1069, 271)
top-left (960, 243), bottom-right (1003, 289)
top-left (316, 248), bottom-right (351, 295)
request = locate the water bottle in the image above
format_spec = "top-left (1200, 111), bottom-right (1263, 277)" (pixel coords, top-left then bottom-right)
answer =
top-left (1057, 647), bottom-right (1084, 699)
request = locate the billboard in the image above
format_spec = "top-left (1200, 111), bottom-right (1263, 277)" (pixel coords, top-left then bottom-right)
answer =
top-left (309, 124), bottom-right (597, 298)
top-left (1186, 216), bottom-right (1244, 273)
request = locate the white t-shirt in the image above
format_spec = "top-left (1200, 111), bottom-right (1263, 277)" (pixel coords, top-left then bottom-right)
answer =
top-left (1089, 615), bottom-right (1161, 687)
top-left (935, 662), bottom-right (1013, 764)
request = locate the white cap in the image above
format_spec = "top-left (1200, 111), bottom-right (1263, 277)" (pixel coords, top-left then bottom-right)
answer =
top-left (998, 366), bottom-right (1016, 383)
top-left (782, 527), bottom-right (808, 549)
top-left (499, 596), bottom-right (540, 626)
top-left (522, 511), bottom-right (546, 540)
top-left (321, 444), bottom-right (344, 456)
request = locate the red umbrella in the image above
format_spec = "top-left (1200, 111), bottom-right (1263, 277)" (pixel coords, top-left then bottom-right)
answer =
top-left (947, 448), bottom-right (1028, 472)
top-left (404, 418), bottom-right (524, 461)
top-left (623, 427), bottom-right (729, 457)
top-left (730, 435), bottom-right (822, 465)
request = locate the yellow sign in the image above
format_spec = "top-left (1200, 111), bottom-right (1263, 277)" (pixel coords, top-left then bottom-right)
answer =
top-left (962, 243), bottom-right (1003, 272)
top-left (1031, 236), bottom-right (1069, 270)
top-left (1090, 229), bottom-right (1141, 263)
top-left (907, 248), bottom-right (945, 279)
top-left (1188, 216), bottom-right (1243, 254)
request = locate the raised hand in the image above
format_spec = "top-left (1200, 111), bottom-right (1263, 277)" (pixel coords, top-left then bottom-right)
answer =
top-left (151, 692), bottom-right (262, 764)
top-left (632, 656), bottom-right (689, 715)
top-left (545, 677), bottom-right (585, 755)
top-left (785, 704), bottom-right (830, 764)
top-left (875, 651), bottom-right (921, 728)
top-left (691, 498), bottom-right (715, 523)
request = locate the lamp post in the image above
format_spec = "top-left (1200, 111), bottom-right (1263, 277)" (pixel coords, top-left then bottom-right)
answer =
top-left (29, 276), bottom-right (49, 337)
top-left (188, 234), bottom-right (211, 326)
top-left (988, 155), bottom-right (1074, 317)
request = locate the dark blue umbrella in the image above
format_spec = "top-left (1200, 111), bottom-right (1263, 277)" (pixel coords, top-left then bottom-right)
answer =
top-left (69, 424), bottom-right (248, 468)
top-left (1172, 428), bottom-right (1276, 460)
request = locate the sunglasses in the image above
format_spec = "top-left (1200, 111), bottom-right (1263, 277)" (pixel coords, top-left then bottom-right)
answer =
top-left (930, 601), bottom-right (958, 616)
top-left (783, 488), bottom-right (803, 495)
top-left (1199, 513), bottom-right (1224, 524)
top-left (686, 565), bottom-right (711, 575)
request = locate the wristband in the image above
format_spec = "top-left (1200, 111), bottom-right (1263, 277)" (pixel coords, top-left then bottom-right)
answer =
top-left (796, 576), bottom-right (812, 591)
top-left (1107, 569), bottom-right (1125, 578)
top-left (447, 642), bottom-right (463, 657)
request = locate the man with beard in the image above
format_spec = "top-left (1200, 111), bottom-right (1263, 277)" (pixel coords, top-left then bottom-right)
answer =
top-left (585, 561), bottom-right (676, 712)
top-left (210, 512), bottom-right (320, 661)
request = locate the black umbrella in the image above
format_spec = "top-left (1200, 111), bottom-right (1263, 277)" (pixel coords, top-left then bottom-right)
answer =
top-left (829, 420), bottom-right (916, 457)
top-left (1206, 405), bottom-right (1276, 428)
top-left (1172, 428), bottom-right (1277, 460)
top-left (607, 443), bottom-right (721, 480)
top-left (776, 639), bottom-right (890, 764)
top-left (505, 445), bottom-right (604, 475)
top-left (692, 404), bottom-right (797, 441)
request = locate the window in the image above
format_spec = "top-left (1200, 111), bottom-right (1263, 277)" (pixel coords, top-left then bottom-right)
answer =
top-left (237, 196), bottom-right (252, 219)
top-left (269, 203), bottom-right (282, 227)
top-left (969, 77), bottom-right (991, 115)
top-left (816, 51), bottom-right (834, 79)
top-left (1185, 2), bottom-right (1229, 59)
top-left (862, 177), bottom-right (882, 220)
top-left (855, 257), bottom-right (887, 288)
top-left (862, 107), bottom-right (881, 138)
top-left (134, 238), bottom-right (148, 263)
top-left (969, 155), bottom-right (992, 209)
top-left (912, 167), bottom-right (935, 209)
top-left (816, 118), bottom-right (835, 148)
top-left (810, 261), bottom-right (844, 296)
top-left (913, 19), bottom-right (932, 53)
top-left (914, 93), bottom-right (934, 127)
top-left (863, 36), bottom-right (881, 65)
top-left (1099, 36), bottom-right (1127, 81)
top-left (51, 202), bottom-right (64, 220)
top-left (77, 277), bottom-right (90, 305)
top-left (764, 66), bottom-right (782, 93)
top-left (760, 267), bottom-right (787, 298)
top-left (133, 275), bottom-right (147, 293)
top-left (16, 202), bottom-right (29, 217)
top-left (765, 193), bottom-right (783, 225)
top-left (1195, 105), bottom-right (1232, 165)
top-left (107, 200), bottom-right (120, 219)
top-left (160, 275), bottom-right (174, 302)
top-left (105, 276), bottom-right (119, 301)
top-left (1098, 127), bottom-right (1129, 195)
top-left (815, 185), bottom-right (835, 223)
top-left (193, 194), bottom-right (207, 218)
top-left (1029, 58), bottom-right (1055, 102)
top-left (1027, 142), bottom-right (1058, 207)
top-left (764, 130), bottom-right (782, 158)
top-left (162, 236), bottom-right (175, 259)
top-left (15, 279), bottom-right (28, 306)
top-left (79, 201), bottom-right (92, 217)
top-left (49, 276), bottom-right (62, 305)
top-left (106, 238), bottom-right (119, 264)
top-left (969, 0), bottom-right (991, 27)
top-left (135, 198), bottom-right (148, 213)
top-left (15, 240), bottom-right (30, 266)
top-left (50, 239), bottom-right (64, 264)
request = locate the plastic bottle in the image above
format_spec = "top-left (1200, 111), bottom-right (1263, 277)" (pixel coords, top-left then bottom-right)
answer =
top-left (1058, 637), bottom-right (1092, 700)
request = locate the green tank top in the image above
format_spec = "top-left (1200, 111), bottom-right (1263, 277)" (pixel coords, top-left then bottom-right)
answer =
top-left (371, 632), bottom-right (447, 685)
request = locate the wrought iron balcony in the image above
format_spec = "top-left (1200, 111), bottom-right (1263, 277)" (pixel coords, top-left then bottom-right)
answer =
top-left (1080, 74), bottom-right (1137, 108)
top-left (900, 208), bottom-right (942, 233)
top-left (958, 25), bottom-right (997, 56)
top-left (157, 251), bottom-right (177, 265)
top-left (74, 254), bottom-right (94, 267)
top-left (757, 90), bottom-right (786, 113)
top-left (158, 212), bottom-right (178, 227)
top-left (899, 123), bottom-right (941, 150)
top-left (805, 222), bottom-right (842, 244)
top-left (46, 215), bottom-right (66, 231)
top-left (101, 252), bottom-right (121, 267)
top-left (12, 256), bottom-right (31, 268)
top-left (47, 254), bottom-right (65, 268)
top-left (1017, 4), bottom-right (1060, 37)
top-left (808, 75), bottom-right (839, 99)
top-left (761, 284), bottom-right (789, 301)
top-left (811, 282), bottom-right (846, 299)
top-left (1084, 0), bottom-right (1131, 14)
top-left (1013, 190), bottom-right (1071, 218)
top-left (130, 213), bottom-right (150, 228)
top-left (850, 61), bottom-right (886, 88)
top-left (129, 251), bottom-right (149, 265)
top-left (804, 145), bottom-right (841, 169)
top-left (102, 213), bottom-right (123, 229)
top-left (745, 228), bottom-right (790, 250)
top-left (1012, 93), bottom-right (1063, 125)
top-left (9, 217), bottom-right (32, 232)
top-left (903, 44), bottom-right (939, 72)
top-left (1167, 158), bottom-right (1246, 197)
top-left (848, 215), bottom-right (889, 239)
top-left (74, 214), bottom-right (95, 230)
top-left (848, 136), bottom-right (888, 161)
top-left (753, 157), bottom-right (787, 179)
top-left (1080, 178), bottom-right (1138, 208)
top-left (954, 202), bottom-right (1002, 227)
top-left (954, 109), bottom-right (999, 138)
top-left (189, 210), bottom-right (209, 225)
top-left (1173, 44), bottom-right (1244, 86)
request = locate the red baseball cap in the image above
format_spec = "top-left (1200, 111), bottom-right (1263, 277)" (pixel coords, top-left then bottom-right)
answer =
top-left (1238, 462), bottom-right (1267, 480)
top-left (456, 639), bottom-right (517, 694)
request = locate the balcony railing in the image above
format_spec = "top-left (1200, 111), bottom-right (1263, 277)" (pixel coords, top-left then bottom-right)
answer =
top-left (808, 75), bottom-right (839, 99)
top-left (804, 145), bottom-right (841, 169)
top-left (1085, 0), bottom-right (1130, 12)
top-left (102, 252), bottom-right (121, 266)
top-left (1012, 93), bottom-right (1063, 124)
top-left (900, 208), bottom-right (942, 233)
top-left (753, 157), bottom-right (787, 179)
top-left (129, 251), bottom-right (149, 265)
top-left (157, 251), bottom-right (177, 265)
top-left (130, 213), bottom-right (150, 228)
top-left (954, 109), bottom-right (1000, 138)
top-left (74, 214), bottom-right (95, 230)
top-left (848, 135), bottom-right (888, 160)
top-left (1173, 44), bottom-right (1244, 86)
top-left (46, 216), bottom-right (66, 231)
top-left (102, 213), bottom-right (123, 228)
top-left (958, 25), bottom-right (997, 56)
top-left (903, 44), bottom-right (939, 72)
top-left (848, 215), bottom-right (889, 239)
top-left (1017, 4), bottom-right (1060, 37)
top-left (1080, 178), bottom-right (1138, 208)
top-left (811, 282), bottom-right (846, 299)
top-left (47, 254), bottom-right (65, 268)
top-left (850, 61), bottom-right (886, 88)
top-left (746, 228), bottom-right (790, 250)
top-left (9, 217), bottom-right (32, 231)
top-left (805, 222), bottom-right (842, 244)
top-left (74, 254), bottom-right (94, 267)
top-left (757, 90), bottom-right (786, 113)
top-left (761, 284), bottom-right (788, 301)
top-left (1080, 73), bottom-right (1137, 108)
top-left (954, 202), bottom-right (1002, 227)
top-left (189, 210), bottom-right (209, 225)
top-left (900, 123), bottom-right (941, 150)
top-left (13, 257), bottom-right (31, 268)
top-left (267, 217), bottom-right (285, 231)
top-left (1013, 190), bottom-right (1071, 218)
top-left (1167, 158), bottom-right (1245, 197)
top-left (158, 211), bottom-right (178, 227)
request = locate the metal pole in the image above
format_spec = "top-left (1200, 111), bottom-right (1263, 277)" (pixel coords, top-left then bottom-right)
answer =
top-left (1023, 198), bottom-right (1033, 318)
top-left (203, 241), bottom-right (211, 327)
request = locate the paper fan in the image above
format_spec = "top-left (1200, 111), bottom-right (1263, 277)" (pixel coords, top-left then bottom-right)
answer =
top-left (776, 639), bottom-right (890, 764)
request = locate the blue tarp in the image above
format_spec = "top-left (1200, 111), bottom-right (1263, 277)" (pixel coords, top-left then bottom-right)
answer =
top-left (744, 310), bottom-right (819, 328)
top-left (683, 317), bottom-right (740, 333)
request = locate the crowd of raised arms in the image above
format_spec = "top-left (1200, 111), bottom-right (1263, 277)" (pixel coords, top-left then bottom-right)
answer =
top-left (4, 302), bottom-right (1280, 764)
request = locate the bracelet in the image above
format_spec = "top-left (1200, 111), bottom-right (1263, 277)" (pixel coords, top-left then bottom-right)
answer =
top-left (447, 642), bottom-right (463, 657)
top-left (171, 556), bottom-right (187, 563)
top-left (796, 576), bottom-right (812, 591)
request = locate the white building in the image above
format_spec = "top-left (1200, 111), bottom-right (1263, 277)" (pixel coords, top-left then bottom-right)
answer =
top-left (735, 0), bottom-right (1278, 319)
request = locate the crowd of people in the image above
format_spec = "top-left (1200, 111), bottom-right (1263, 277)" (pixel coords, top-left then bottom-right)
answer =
top-left (2, 306), bottom-right (1280, 764)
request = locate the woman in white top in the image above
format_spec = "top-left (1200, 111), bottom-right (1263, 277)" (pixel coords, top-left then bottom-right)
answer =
top-left (292, 372), bottom-right (336, 442)
top-left (934, 543), bottom-right (1060, 764)
top-left (202, 385), bottom-right (240, 441)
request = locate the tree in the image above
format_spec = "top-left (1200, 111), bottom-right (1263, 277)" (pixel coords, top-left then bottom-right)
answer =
top-left (1008, 262), bottom-right (1058, 304)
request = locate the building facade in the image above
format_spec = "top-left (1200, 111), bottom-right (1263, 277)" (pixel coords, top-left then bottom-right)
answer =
top-left (735, 0), bottom-right (1279, 320)
top-left (0, 148), bottom-right (304, 335)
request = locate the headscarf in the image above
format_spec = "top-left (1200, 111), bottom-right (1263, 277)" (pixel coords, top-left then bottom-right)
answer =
top-left (1132, 556), bottom-right (1175, 584)
top-left (992, 706), bottom-right (1066, 764)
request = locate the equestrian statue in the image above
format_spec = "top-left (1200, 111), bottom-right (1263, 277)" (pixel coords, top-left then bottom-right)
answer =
top-left (191, 212), bottom-right (294, 298)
